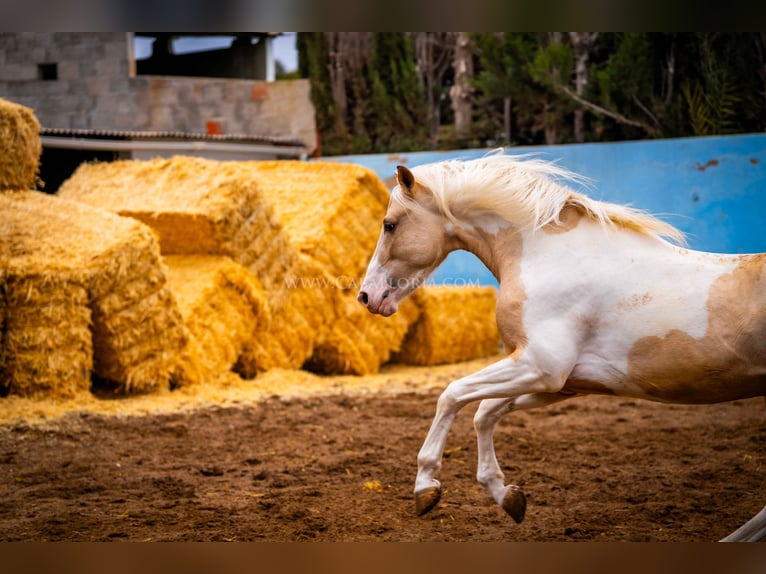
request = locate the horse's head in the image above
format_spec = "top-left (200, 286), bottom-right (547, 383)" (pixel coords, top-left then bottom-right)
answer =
top-left (357, 165), bottom-right (452, 316)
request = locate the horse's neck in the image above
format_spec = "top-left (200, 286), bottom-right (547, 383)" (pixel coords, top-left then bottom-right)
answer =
top-left (451, 224), bottom-right (525, 283)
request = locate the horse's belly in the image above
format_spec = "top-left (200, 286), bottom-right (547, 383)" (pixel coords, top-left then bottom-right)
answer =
top-left (566, 353), bottom-right (766, 404)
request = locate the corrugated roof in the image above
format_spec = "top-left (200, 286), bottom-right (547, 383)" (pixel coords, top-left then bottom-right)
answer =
top-left (41, 127), bottom-right (305, 148)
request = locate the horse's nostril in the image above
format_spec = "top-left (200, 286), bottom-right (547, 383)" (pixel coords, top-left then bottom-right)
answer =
top-left (382, 290), bottom-right (390, 299)
top-left (358, 291), bottom-right (369, 305)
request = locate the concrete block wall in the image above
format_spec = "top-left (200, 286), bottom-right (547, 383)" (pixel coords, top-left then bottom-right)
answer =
top-left (0, 33), bottom-right (316, 151)
top-left (0, 33), bottom-right (133, 130)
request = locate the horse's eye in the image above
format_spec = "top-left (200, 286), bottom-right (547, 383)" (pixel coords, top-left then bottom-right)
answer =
top-left (383, 221), bottom-right (396, 233)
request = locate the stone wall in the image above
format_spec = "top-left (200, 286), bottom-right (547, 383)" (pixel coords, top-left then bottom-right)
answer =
top-left (0, 33), bottom-right (316, 152)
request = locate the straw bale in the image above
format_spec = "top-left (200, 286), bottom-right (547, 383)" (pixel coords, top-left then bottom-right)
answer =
top-left (0, 271), bottom-right (5, 391)
top-left (0, 98), bottom-right (41, 191)
top-left (87, 228), bottom-right (197, 393)
top-left (305, 293), bottom-right (420, 376)
top-left (1, 272), bottom-right (92, 398)
top-left (57, 156), bottom-right (298, 291)
top-left (246, 161), bottom-right (391, 278)
top-left (393, 286), bottom-right (501, 366)
top-left (235, 254), bottom-right (332, 377)
top-left (0, 190), bottom-right (197, 396)
top-left (163, 255), bottom-right (269, 378)
top-left (56, 157), bottom-right (397, 378)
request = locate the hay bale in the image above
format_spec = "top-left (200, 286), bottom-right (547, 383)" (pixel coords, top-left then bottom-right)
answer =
top-left (57, 157), bottom-right (397, 376)
top-left (0, 98), bottom-right (41, 191)
top-left (0, 270), bottom-right (5, 390)
top-left (234, 254), bottom-right (332, 377)
top-left (238, 161), bottom-right (405, 375)
top-left (57, 156), bottom-right (298, 291)
top-left (305, 294), bottom-right (420, 376)
top-left (247, 160), bottom-right (390, 277)
top-left (393, 286), bottom-right (501, 366)
top-left (0, 191), bottom-right (196, 397)
top-left (1, 272), bottom-right (93, 398)
top-left (163, 255), bottom-right (269, 379)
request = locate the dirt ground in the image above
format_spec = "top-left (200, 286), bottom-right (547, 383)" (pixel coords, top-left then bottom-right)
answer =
top-left (1, 358), bottom-right (764, 542)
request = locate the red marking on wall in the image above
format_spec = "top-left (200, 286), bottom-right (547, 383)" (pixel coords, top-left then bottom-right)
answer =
top-left (695, 159), bottom-right (719, 171)
top-left (750, 158), bottom-right (760, 165)
top-left (206, 121), bottom-right (224, 135)
top-left (250, 83), bottom-right (269, 101)
top-left (387, 154), bottom-right (409, 164)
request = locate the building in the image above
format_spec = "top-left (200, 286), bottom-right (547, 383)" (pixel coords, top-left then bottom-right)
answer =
top-left (0, 33), bottom-right (317, 191)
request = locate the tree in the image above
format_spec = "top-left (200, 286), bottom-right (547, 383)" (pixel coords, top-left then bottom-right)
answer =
top-left (471, 33), bottom-right (540, 145)
top-left (528, 32), bottom-right (575, 144)
top-left (587, 33), bottom-right (663, 138)
top-left (300, 32), bottom-right (766, 153)
top-left (368, 33), bottom-right (429, 152)
top-left (568, 32), bottom-right (598, 142)
top-left (450, 32), bottom-right (474, 141)
top-left (297, 33), bottom-right (347, 155)
top-left (412, 32), bottom-right (456, 145)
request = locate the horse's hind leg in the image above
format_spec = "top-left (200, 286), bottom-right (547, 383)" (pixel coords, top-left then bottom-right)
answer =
top-left (473, 393), bottom-right (577, 523)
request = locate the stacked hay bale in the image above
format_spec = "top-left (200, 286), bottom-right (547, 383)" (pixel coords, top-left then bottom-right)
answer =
top-left (0, 97), bottom-right (198, 398)
top-left (243, 161), bottom-right (421, 375)
top-left (60, 157), bottom-right (424, 378)
top-left (1, 95), bottom-right (501, 401)
top-left (0, 98), bottom-right (41, 190)
top-left (0, 191), bottom-right (197, 397)
top-left (55, 157), bottom-right (293, 278)
top-left (304, 294), bottom-right (420, 376)
top-left (246, 161), bottom-right (390, 278)
top-left (394, 286), bottom-right (501, 366)
top-left (163, 255), bottom-right (268, 378)
top-left (58, 157), bottom-right (315, 375)
top-left (1, 263), bottom-right (93, 398)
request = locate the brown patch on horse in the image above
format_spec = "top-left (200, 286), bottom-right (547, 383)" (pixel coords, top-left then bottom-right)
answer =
top-left (543, 203), bottom-right (584, 235)
top-left (617, 292), bottom-right (653, 311)
top-left (494, 229), bottom-right (527, 357)
top-left (627, 254), bottom-right (766, 403)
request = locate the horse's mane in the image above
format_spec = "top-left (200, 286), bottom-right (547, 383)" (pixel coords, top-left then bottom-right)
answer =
top-left (394, 151), bottom-right (686, 245)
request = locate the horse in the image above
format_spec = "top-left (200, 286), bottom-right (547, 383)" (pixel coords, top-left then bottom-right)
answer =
top-left (356, 152), bottom-right (766, 542)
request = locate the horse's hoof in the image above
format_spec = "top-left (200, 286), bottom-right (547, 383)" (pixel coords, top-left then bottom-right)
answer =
top-left (502, 485), bottom-right (527, 524)
top-left (415, 486), bottom-right (442, 516)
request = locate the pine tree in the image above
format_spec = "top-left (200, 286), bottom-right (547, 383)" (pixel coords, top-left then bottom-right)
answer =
top-left (368, 33), bottom-right (429, 152)
top-left (471, 33), bottom-right (538, 145)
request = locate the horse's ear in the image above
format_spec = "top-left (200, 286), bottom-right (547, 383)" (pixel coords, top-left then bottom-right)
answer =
top-left (396, 165), bottom-right (415, 195)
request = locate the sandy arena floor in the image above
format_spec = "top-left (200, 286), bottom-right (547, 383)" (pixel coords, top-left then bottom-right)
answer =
top-left (1, 354), bottom-right (764, 541)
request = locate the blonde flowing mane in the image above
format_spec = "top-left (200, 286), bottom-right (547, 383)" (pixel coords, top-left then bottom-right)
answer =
top-left (395, 152), bottom-right (686, 245)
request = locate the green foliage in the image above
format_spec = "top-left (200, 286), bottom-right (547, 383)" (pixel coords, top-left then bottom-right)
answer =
top-left (297, 32), bottom-right (428, 155)
top-left (299, 32), bottom-right (766, 153)
top-left (529, 38), bottom-right (574, 90)
top-left (296, 32), bottom-right (346, 154)
top-left (683, 33), bottom-right (744, 136)
top-left (368, 33), bottom-right (429, 152)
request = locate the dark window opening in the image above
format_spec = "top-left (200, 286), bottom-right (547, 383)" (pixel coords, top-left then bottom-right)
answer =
top-left (38, 63), bottom-right (58, 80)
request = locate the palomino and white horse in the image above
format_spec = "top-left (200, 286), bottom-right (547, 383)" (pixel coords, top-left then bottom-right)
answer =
top-left (356, 152), bottom-right (766, 542)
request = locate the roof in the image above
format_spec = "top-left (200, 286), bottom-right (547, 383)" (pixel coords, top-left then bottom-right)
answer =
top-left (41, 127), bottom-right (305, 148)
top-left (39, 127), bottom-right (308, 159)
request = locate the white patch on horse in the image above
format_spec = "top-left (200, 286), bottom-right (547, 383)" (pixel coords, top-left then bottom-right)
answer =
top-left (460, 211), bottom-right (511, 235)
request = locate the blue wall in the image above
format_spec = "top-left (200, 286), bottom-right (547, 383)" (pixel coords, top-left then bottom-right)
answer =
top-left (322, 134), bottom-right (766, 287)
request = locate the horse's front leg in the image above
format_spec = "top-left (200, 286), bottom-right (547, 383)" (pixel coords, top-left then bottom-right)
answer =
top-left (473, 393), bottom-right (577, 522)
top-left (414, 355), bottom-right (565, 516)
